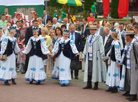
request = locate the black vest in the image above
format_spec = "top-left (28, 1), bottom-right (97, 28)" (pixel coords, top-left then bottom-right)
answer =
top-left (0, 40), bottom-right (2, 51)
top-left (55, 41), bottom-right (74, 59)
top-left (3, 39), bottom-right (15, 56)
top-left (110, 46), bottom-right (116, 61)
top-left (29, 39), bottom-right (47, 59)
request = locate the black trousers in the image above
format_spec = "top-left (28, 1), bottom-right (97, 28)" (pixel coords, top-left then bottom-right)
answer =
top-left (71, 70), bottom-right (79, 78)
top-left (23, 54), bottom-right (29, 72)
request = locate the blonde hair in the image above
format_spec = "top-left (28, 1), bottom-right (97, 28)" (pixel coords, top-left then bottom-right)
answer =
top-left (112, 32), bottom-right (118, 39)
top-left (41, 27), bottom-right (48, 35)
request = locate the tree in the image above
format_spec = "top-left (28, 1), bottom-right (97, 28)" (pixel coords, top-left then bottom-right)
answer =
top-left (84, 0), bottom-right (96, 11)
top-left (111, 0), bottom-right (119, 18)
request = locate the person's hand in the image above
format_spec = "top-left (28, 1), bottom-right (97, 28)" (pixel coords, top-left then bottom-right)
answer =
top-left (75, 53), bottom-right (80, 56)
top-left (50, 53), bottom-right (55, 58)
top-left (24, 55), bottom-right (26, 60)
top-left (0, 56), bottom-right (2, 60)
top-left (102, 57), bottom-right (106, 62)
top-left (81, 58), bottom-right (84, 62)
top-left (117, 63), bottom-right (121, 68)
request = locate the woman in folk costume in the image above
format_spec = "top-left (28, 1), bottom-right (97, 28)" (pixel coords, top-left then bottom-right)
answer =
top-left (82, 25), bottom-right (106, 90)
top-left (0, 27), bottom-right (4, 68)
top-left (22, 27), bottom-right (50, 85)
top-left (50, 29), bottom-right (79, 86)
top-left (0, 27), bottom-right (21, 86)
top-left (103, 30), bottom-right (122, 93)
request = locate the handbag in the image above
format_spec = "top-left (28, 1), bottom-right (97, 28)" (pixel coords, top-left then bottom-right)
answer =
top-left (108, 57), bottom-right (111, 65)
top-left (70, 56), bottom-right (82, 70)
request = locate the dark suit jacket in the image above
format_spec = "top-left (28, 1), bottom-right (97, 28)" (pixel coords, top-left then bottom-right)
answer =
top-left (103, 35), bottom-right (113, 55)
top-left (24, 26), bottom-right (41, 45)
top-left (42, 15), bottom-right (52, 25)
top-left (99, 27), bottom-right (105, 37)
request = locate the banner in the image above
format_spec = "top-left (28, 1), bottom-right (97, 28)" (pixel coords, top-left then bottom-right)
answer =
top-left (0, 0), bottom-right (44, 6)
top-left (118, 0), bottom-right (129, 18)
top-left (103, 0), bottom-right (110, 18)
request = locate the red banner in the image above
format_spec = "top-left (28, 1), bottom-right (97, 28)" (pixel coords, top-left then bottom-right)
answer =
top-left (103, 0), bottom-right (110, 18)
top-left (118, 0), bottom-right (129, 18)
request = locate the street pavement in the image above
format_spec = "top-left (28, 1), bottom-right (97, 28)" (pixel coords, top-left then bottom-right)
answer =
top-left (0, 71), bottom-right (135, 102)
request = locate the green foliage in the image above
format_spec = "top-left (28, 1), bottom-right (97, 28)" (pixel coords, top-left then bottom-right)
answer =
top-left (84, 0), bottom-right (96, 17)
top-left (50, 0), bottom-right (62, 8)
top-left (111, 0), bottom-right (119, 18)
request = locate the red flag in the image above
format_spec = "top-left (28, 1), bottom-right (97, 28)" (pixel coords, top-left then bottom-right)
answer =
top-left (118, 0), bottom-right (129, 18)
top-left (103, 0), bottom-right (110, 18)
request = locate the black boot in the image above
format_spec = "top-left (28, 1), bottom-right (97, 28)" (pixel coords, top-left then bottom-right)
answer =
top-left (93, 82), bottom-right (98, 90)
top-left (12, 79), bottom-right (16, 85)
top-left (111, 88), bottom-right (118, 93)
top-left (83, 75), bottom-right (92, 89)
top-left (122, 91), bottom-right (130, 96)
top-left (105, 88), bottom-right (112, 92)
top-left (4, 81), bottom-right (10, 86)
top-left (128, 94), bottom-right (137, 101)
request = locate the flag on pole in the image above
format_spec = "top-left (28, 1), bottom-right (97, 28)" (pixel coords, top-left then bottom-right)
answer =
top-left (118, 0), bottom-right (129, 18)
top-left (103, 0), bottom-right (110, 18)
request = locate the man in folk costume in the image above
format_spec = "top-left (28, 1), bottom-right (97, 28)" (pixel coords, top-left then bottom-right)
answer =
top-left (82, 25), bottom-right (106, 90)
top-left (122, 30), bottom-right (138, 101)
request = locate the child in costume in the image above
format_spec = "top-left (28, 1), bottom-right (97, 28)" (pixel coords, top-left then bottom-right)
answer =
top-left (22, 27), bottom-right (50, 85)
top-left (0, 27), bottom-right (21, 86)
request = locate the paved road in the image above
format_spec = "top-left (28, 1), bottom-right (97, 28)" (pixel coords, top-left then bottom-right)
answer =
top-left (0, 72), bottom-right (134, 102)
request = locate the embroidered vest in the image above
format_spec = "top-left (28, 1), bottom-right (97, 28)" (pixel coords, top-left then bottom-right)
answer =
top-left (55, 41), bottom-right (74, 59)
top-left (3, 39), bottom-right (15, 56)
top-left (110, 46), bottom-right (116, 61)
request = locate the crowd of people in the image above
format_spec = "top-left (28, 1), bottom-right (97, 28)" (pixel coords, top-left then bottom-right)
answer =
top-left (0, 8), bottom-right (138, 101)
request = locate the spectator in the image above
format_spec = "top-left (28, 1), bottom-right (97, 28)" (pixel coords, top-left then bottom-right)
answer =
top-left (4, 8), bottom-right (9, 20)
top-left (0, 14), bottom-right (7, 27)
top-left (53, 9), bottom-right (59, 18)
top-left (46, 23), bottom-right (52, 32)
top-left (52, 17), bottom-right (61, 30)
top-left (42, 10), bottom-right (52, 25)
top-left (38, 17), bottom-right (44, 28)
top-left (61, 25), bottom-right (66, 31)
top-left (91, 2), bottom-right (97, 18)
top-left (63, 18), bottom-right (69, 30)
top-left (102, 20), bottom-right (107, 27)
top-left (119, 23), bottom-right (126, 38)
top-left (87, 13), bottom-right (95, 23)
top-left (130, 18), bottom-right (137, 26)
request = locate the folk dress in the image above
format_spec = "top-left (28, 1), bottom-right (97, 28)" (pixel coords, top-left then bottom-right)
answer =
top-left (23, 36), bottom-right (50, 83)
top-left (52, 37), bottom-right (78, 85)
top-left (106, 40), bottom-right (122, 88)
top-left (0, 36), bottom-right (20, 81)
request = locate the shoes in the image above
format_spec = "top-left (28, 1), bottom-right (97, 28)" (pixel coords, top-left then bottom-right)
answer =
top-left (12, 79), bottom-right (17, 85)
top-left (36, 82), bottom-right (40, 85)
top-left (111, 88), bottom-right (118, 93)
top-left (127, 95), bottom-right (137, 101)
top-left (93, 82), bottom-right (98, 90)
top-left (75, 77), bottom-right (79, 80)
top-left (30, 81), bottom-right (33, 84)
top-left (122, 91), bottom-right (130, 96)
top-left (21, 72), bottom-right (26, 74)
top-left (4, 81), bottom-right (10, 86)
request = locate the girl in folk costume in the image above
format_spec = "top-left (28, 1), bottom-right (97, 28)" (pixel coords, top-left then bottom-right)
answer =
top-left (39, 27), bottom-right (52, 77)
top-left (0, 27), bottom-right (21, 86)
top-left (17, 41), bottom-right (25, 72)
top-left (12, 12), bottom-right (18, 25)
top-left (22, 28), bottom-right (50, 85)
top-left (50, 30), bottom-right (79, 86)
top-left (103, 30), bottom-right (122, 93)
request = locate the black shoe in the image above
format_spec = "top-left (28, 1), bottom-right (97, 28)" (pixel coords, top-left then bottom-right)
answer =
top-left (30, 81), bottom-right (33, 84)
top-left (128, 95), bottom-right (137, 101)
top-left (61, 84), bottom-right (65, 87)
top-left (83, 85), bottom-right (92, 89)
top-left (111, 88), bottom-right (118, 93)
top-left (4, 81), bottom-right (10, 86)
top-left (105, 88), bottom-right (112, 92)
top-left (12, 79), bottom-right (16, 85)
top-left (122, 91), bottom-right (130, 96)
top-left (75, 77), bottom-right (79, 80)
top-left (93, 82), bottom-right (98, 90)
top-left (36, 82), bottom-right (40, 85)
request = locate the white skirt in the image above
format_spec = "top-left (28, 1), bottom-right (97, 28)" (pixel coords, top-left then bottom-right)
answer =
top-left (0, 53), bottom-right (17, 81)
top-left (52, 52), bottom-right (71, 81)
top-left (25, 55), bottom-right (46, 83)
top-left (106, 60), bottom-right (120, 88)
